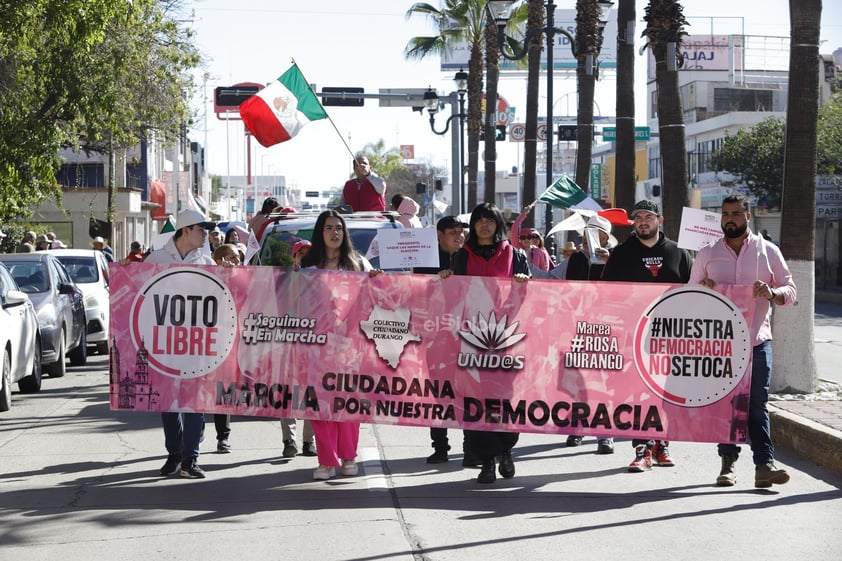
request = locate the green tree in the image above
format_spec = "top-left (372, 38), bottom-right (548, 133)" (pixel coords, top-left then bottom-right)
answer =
top-left (709, 118), bottom-right (786, 208)
top-left (709, 94), bottom-right (842, 208)
top-left (386, 159), bottom-right (448, 216)
top-left (0, 0), bottom-right (199, 224)
top-left (817, 92), bottom-right (842, 175)
top-left (353, 139), bottom-right (405, 180)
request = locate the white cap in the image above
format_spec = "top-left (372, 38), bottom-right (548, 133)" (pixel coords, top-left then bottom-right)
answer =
top-left (174, 209), bottom-right (215, 231)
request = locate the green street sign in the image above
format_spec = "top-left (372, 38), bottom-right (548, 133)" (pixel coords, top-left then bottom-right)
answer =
top-left (602, 126), bottom-right (650, 141)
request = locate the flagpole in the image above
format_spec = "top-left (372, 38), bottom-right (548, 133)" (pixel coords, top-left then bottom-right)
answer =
top-left (291, 59), bottom-right (356, 161)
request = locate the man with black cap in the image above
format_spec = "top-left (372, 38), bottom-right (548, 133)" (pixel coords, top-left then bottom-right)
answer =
top-left (145, 209), bottom-right (217, 479)
top-left (412, 216), bottom-right (480, 467)
top-left (601, 199), bottom-right (692, 473)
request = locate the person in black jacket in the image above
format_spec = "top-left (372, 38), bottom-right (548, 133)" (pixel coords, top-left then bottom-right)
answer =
top-left (413, 216), bottom-right (480, 467)
top-left (442, 203), bottom-right (530, 484)
top-left (601, 199), bottom-right (693, 473)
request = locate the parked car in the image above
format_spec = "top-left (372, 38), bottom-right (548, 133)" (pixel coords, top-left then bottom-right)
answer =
top-left (253, 210), bottom-right (404, 269)
top-left (0, 262), bottom-right (42, 412)
top-left (43, 249), bottom-right (110, 355)
top-left (0, 253), bottom-right (87, 377)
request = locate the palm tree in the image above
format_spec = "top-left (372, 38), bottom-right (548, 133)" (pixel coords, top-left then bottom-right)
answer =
top-left (484, 13), bottom-right (500, 205)
top-left (613, 0), bottom-right (636, 237)
top-left (774, 0), bottom-right (821, 393)
top-left (520, 0), bottom-right (545, 229)
top-left (641, 0), bottom-right (688, 239)
top-left (405, 1), bottom-right (488, 210)
top-left (573, 0), bottom-right (603, 194)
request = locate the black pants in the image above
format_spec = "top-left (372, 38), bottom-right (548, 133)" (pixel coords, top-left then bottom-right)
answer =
top-left (430, 427), bottom-right (450, 451)
top-left (214, 414), bottom-right (231, 441)
top-left (464, 430), bottom-right (519, 461)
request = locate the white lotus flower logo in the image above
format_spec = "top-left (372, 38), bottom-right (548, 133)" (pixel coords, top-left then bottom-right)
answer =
top-left (458, 312), bottom-right (526, 351)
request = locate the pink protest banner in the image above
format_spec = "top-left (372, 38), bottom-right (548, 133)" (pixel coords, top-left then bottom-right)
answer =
top-left (109, 263), bottom-right (757, 443)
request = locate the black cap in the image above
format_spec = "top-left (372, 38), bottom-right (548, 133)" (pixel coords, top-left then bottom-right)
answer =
top-left (437, 215), bottom-right (468, 231)
top-left (631, 199), bottom-right (662, 218)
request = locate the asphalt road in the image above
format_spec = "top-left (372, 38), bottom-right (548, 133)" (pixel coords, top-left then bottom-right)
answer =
top-left (815, 301), bottom-right (842, 386)
top-left (2, 353), bottom-right (841, 561)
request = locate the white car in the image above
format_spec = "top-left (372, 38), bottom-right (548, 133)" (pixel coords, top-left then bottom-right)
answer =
top-left (0, 262), bottom-right (42, 412)
top-left (43, 249), bottom-right (110, 355)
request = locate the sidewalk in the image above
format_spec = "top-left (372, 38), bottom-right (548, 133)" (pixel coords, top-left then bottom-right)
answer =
top-left (769, 380), bottom-right (842, 477)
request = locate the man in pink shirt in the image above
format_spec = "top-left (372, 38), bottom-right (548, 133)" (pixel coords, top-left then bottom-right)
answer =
top-left (689, 195), bottom-right (796, 489)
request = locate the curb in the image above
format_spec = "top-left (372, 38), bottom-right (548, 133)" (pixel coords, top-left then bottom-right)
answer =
top-left (770, 404), bottom-right (842, 477)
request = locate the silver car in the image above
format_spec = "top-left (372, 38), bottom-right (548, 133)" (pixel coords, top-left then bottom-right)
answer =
top-left (0, 262), bottom-right (42, 411)
top-left (43, 249), bottom-right (110, 355)
top-left (0, 253), bottom-right (87, 377)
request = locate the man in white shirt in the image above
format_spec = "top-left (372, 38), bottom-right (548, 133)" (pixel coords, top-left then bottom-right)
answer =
top-left (146, 209), bottom-right (216, 479)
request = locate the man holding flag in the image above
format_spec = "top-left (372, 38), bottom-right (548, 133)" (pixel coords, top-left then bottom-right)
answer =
top-left (341, 154), bottom-right (387, 212)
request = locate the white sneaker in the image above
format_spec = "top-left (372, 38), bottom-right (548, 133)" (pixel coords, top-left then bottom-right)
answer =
top-left (341, 460), bottom-right (358, 476)
top-left (313, 465), bottom-right (335, 480)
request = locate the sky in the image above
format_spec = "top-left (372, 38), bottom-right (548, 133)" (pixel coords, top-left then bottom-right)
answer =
top-left (187, 1), bottom-right (842, 197)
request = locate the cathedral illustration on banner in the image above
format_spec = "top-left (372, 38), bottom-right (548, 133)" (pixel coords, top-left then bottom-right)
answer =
top-left (109, 339), bottom-right (160, 410)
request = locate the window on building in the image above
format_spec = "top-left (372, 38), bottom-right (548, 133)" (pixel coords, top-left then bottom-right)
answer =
top-left (713, 88), bottom-right (774, 112)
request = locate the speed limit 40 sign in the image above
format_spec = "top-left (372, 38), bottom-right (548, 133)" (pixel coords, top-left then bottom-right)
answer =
top-left (509, 123), bottom-right (526, 142)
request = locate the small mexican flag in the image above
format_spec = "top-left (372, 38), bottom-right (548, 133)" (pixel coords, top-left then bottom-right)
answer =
top-left (538, 174), bottom-right (602, 211)
top-left (240, 64), bottom-right (328, 148)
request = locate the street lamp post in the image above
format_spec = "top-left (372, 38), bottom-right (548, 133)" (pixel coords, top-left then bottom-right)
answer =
top-left (423, 69), bottom-right (468, 215)
top-left (489, 0), bottom-right (613, 252)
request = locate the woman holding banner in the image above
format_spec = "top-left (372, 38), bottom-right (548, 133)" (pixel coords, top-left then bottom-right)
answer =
top-left (301, 210), bottom-right (381, 480)
top-left (443, 202), bottom-right (530, 484)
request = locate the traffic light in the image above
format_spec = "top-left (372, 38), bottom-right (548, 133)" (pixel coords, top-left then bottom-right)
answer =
top-left (480, 125), bottom-right (508, 142)
top-left (558, 125), bottom-right (578, 141)
top-left (321, 87), bottom-right (365, 107)
top-left (416, 182), bottom-right (427, 194)
top-left (214, 85), bottom-right (260, 108)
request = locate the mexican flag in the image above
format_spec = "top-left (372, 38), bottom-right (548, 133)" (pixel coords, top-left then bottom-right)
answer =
top-left (538, 174), bottom-right (602, 211)
top-left (240, 64), bottom-right (328, 148)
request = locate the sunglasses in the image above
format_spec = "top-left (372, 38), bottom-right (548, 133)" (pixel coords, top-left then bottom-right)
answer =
top-left (519, 234), bottom-right (540, 240)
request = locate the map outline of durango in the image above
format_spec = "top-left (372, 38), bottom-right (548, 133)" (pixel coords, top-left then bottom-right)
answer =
top-left (359, 305), bottom-right (421, 368)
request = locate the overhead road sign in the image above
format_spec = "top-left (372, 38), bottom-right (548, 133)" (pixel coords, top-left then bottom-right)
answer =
top-left (602, 126), bottom-right (651, 141)
top-left (377, 88), bottom-right (429, 108)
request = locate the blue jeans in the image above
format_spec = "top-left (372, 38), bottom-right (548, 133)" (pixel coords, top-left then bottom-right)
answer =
top-left (718, 341), bottom-right (774, 467)
top-left (162, 412), bottom-right (205, 462)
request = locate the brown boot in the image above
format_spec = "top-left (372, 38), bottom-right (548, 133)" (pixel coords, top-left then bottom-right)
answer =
top-left (716, 453), bottom-right (738, 486)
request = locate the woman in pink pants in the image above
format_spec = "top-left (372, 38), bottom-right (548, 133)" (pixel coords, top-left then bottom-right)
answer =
top-left (300, 210), bottom-right (381, 480)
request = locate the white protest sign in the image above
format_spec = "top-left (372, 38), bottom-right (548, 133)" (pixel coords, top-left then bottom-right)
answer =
top-left (375, 228), bottom-right (439, 270)
top-left (677, 207), bottom-right (722, 251)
